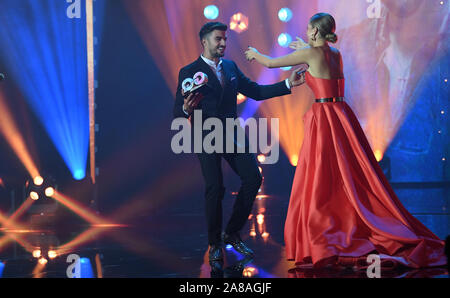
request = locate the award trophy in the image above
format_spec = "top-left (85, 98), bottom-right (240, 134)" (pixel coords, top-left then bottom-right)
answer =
top-left (181, 72), bottom-right (209, 98)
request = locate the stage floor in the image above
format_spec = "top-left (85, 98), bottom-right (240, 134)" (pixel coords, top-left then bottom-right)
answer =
top-left (0, 192), bottom-right (448, 278)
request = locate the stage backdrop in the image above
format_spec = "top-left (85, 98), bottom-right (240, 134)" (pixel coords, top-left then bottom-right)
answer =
top-left (123, 0), bottom-right (449, 237)
top-left (0, 0), bottom-right (448, 239)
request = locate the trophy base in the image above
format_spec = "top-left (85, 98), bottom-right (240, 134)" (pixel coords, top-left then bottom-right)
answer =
top-left (183, 83), bottom-right (209, 98)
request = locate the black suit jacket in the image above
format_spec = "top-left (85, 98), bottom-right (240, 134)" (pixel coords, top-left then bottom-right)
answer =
top-left (173, 57), bottom-right (291, 120)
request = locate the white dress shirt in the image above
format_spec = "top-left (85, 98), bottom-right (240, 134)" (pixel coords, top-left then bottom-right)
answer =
top-left (201, 55), bottom-right (225, 87)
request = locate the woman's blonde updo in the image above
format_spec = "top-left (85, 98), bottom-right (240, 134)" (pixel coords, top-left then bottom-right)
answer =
top-left (310, 13), bottom-right (338, 44)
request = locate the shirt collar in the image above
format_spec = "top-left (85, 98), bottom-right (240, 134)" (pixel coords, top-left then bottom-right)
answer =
top-left (201, 55), bottom-right (222, 69)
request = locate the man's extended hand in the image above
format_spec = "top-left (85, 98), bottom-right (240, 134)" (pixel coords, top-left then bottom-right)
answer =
top-left (288, 67), bottom-right (306, 88)
top-left (182, 92), bottom-right (203, 115)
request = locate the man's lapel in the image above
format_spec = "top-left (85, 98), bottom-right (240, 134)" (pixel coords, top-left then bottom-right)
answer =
top-left (196, 56), bottom-right (223, 94)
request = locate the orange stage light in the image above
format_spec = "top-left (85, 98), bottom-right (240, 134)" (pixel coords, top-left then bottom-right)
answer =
top-left (290, 154), bottom-right (299, 167)
top-left (44, 187), bottom-right (55, 197)
top-left (0, 235), bottom-right (13, 251)
top-left (51, 191), bottom-right (111, 225)
top-left (8, 197), bottom-right (35, 222)
top-left (124, 0), bottom-right (204, 96)
top-left (256, 214), bottom-right (264, 225)
top-left (48, 250), bottom-right (57, 259)
top-left (237, 93), bottom-right (247, 105)
top-left (374, 149), bottom-right (383, 162)
top-left (230, 13), bottom-right (249, 34)
top-left (0, 90), bottom-right (40, 179)
top-left (257, 154), bottom-right (266, 163)
top-left (0, 210), bottom-right (26, 231)
top-left (32, 260), bottom-right (47, 278)
top-left (34, 176), bottom-right (44, 186)
top-left (38, 257), bottom-right (48, 265)
top-left (32, 249), bottom-right (42, 258)
top-left (55, 226), bottom-right (111, 256)
top-left (30, 192), bottom-right (39, 201)
top-left (1, 231), bottom-right (36, 254)
top-left (243, 266), bottom-right (258, 277)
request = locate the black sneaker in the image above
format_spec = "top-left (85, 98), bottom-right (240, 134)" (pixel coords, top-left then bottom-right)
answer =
top-left (210, 260), bottom-right (224, 278)
top-left (223, 233), bottom-right (254, 257)
top-left (208, 245), bottom-right (224, 262)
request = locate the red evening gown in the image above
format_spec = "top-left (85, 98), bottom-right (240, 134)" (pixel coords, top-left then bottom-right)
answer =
top-left (284, 71), bottom-right (446, 269)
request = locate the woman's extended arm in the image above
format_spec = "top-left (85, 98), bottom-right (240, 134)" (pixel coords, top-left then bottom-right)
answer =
top-left (245, 46), bottom-right (313, 68)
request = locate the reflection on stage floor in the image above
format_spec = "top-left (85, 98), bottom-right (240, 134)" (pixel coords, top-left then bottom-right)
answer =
top-left (0, 193), bottom-right (447, 278)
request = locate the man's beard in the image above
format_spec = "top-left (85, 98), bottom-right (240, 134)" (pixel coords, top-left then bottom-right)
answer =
top-left (210, 48), bottom-right (225, 58)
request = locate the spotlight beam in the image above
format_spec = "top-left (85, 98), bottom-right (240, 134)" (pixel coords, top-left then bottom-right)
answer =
top-left (7, 197), bottom-right (35, 222)
top-left (32, 260), bottom-right (47, 278)
top-left (0, 2), bottom-right (90, 179)
top-left (0, 90), bottom-right (40, 178)
top-left (52, 165), bottom-right (202, 267)
top-left (0, 235), bottom-right (14, 252)
top-left (0, 210), bottom-right (27, 231)
top-left (51, 191), bottom-right (111, 225)
top-left (55, 227), bottom-right (104, 256)
top-left (0, 210), bottom-right (37, 253)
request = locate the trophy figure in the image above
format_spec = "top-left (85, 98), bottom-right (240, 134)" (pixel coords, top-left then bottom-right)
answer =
top-left (181, 72), bottom-right (209, 98)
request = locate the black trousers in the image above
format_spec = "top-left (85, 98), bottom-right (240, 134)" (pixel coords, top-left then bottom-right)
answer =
top-left (196, 150), bottom-right (262, 245)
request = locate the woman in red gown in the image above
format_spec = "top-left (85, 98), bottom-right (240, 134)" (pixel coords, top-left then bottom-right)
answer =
top-left (245, 13), bottom-right (446, 269)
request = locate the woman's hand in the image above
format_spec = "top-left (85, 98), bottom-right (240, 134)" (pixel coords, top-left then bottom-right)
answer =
top-left (289, 37), bottom-right (309, 50)
top-left (245, 47), bottom-right (260, 61)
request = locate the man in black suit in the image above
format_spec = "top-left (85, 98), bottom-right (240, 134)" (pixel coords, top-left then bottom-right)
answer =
top-left (173, 22), bottom-right (304, 262)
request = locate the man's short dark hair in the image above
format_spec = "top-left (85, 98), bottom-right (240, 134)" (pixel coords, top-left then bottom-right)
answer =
top-left (199, 22), bottom-right (228, 41)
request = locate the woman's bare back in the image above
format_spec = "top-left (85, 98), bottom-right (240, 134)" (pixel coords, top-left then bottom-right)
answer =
top-left (307, 46), bottom-right (344, 80)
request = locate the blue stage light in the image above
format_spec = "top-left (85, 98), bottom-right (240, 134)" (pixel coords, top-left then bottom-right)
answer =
top-left (73, 169), bottom-right (86, 181)
top-left (278, 33), bottom-right (292, 47)
top-left (278, 8), bottom-right (293, 22)
top-left (80, 257), bottom-right (94, 278)
top-left (204, 5), bottom-right (219, 20)
top-left (0, 1), bottom-right (90, 180)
